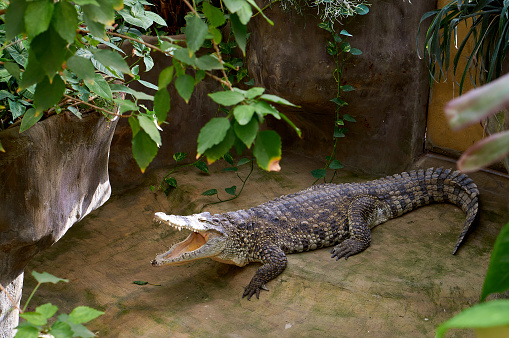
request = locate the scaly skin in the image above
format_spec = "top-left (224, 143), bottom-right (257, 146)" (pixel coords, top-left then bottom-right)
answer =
top-left (152, 168), bottom-right (479, 300)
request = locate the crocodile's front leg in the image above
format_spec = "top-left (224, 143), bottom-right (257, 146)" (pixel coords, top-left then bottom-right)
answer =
top-left (243, 243), bottom-right (287, 300)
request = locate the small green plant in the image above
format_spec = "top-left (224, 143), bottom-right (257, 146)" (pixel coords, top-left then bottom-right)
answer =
top-left (11, 271), bottom-right (104, 338)
top-left (156, 151), bottom-right (254, 212)
top-left (199, 154), bottom-right (254, 212)
top-left (311, 5), bottom-right (369, 183)
top-left (156, 152), bottom-right (210, 196)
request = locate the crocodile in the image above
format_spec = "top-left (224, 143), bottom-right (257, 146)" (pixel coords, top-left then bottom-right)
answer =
top-left (152, 167), bottom-right (479, 300)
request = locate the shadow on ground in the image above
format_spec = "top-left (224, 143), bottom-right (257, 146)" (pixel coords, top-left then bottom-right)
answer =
top-left (22, 153), bottom-right (508, 337)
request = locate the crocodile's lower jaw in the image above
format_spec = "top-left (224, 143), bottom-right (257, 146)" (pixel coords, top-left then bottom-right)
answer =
top-left (152, 231), bottom-right (208, 266)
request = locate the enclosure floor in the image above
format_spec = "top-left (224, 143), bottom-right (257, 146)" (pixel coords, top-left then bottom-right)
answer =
top-left (23, 153), bottom-right (507, 337)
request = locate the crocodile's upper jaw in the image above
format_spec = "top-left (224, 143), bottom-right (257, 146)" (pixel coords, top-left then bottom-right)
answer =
top-left (151, 212), bottom-right (228, 266)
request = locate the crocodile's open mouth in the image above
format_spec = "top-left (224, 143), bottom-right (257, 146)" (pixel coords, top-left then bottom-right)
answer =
top-left (151, 212), bottom-right (226, 266)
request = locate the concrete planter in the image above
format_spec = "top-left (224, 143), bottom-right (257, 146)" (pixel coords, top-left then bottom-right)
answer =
top-left (0, 111), bottom-right (118, 336)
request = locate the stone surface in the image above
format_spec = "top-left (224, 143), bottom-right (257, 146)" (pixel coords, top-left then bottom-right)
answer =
top-left (21, 152), bottom-right (508, 337)
top-left (247, 1), bottom-right (436, 175)
top-left (0, 112), bottom-right (118, 336)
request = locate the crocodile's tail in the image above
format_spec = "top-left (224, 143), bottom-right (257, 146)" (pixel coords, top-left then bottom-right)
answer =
top-left (381, 167), bottom-right (479, 254)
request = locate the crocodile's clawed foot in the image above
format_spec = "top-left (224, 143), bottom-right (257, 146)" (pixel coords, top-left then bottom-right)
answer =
top-left (242, 283), bottom-right (269, 301)
top-left (330, 239), bottom-right (367, 261)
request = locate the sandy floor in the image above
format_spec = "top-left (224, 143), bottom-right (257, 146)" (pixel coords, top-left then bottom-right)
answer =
top-left (22, 153), bottom-right (507, 337)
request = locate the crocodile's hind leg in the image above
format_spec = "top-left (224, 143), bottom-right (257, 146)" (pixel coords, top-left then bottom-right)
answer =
top-left (331, 196), bottom-right (390, 260)
top-left (243, 242), bottom-right (287, 300)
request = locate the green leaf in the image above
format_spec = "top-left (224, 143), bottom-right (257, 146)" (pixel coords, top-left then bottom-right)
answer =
top-left (233, 104), bottom-right (255, 125)
top-left (202, 2), bottom-right (226, 27)
top-left (230, 13), bottom-right (247, 55)
top-left (237, 158), bottom-right (251, 166)
top-left (132, 129), bottom-right (158, 173)
top-left (19, 54), bottom-right (45, 89)
top-left (197, 117), bottom-right (231, 155)
top-left (330, 97), bottom-right (348, 107)
top-left (222, 0), bottom-right (246, 13)
top-left (318, 21), bottom-right (333, 33)
top-left (158, 66), bottom-right (174, 89)
top-left (173, 152), bottom-right (187, 162)
top-left (341, 85), bottom-right (355, 92)
top-left (138, 79), bottom-right (159, 91)
top-left (73, 0), bottom-right (100, 5)
top-left (164, 177), bottom-right (178, 189)
top-left (5, 0), bottom-right (27, 40)
top-left (68, 306), bottom-right (104, 324)
top-left (458, 130), bottom-right (509, 173)
top-left (202, 189), bottom-right (218, 196)
top-left (245, 0), bottom-right (273, 25)
top-left (36, 303), bottom-right (58, 319)
top-left (13, 325), bottom-right (39, 338)
top-left (133, 280), bottom-right (149, 285)
top-left (129, 116), bottom-right (140, 137)
top-left (340, 29), bottom-right (352, 37)
top-left (25, 0), bottom-right (54, 39)
top-left (57, 314), bottom-right (95, 338)
top-left (19, 108), bottom-right (42, 133)
top-left (20, 312), bottom-right (47, 326)
top-left (173, 48), bottom-right (196, 67)
top-left (329, 160), bottom-right (344, 170)
top-left (260, 94), bottom-right (298, 107)
top-left (4, 62), bottom-right (21, 81)
top-left (350, 48), bottom-right (363, 55)
top-left (84, 13), bottom-right (106, 39)
top-left (49, 321), bottom-right (73, 337)
top-left (208, 90), bottom-right (245, 106)
top-left (32, 271), bottom-right (69, 284)
top-left (209, 26), bottom-right (222, 44)
top-left (246, 87), bottom-right (265, 99)
top-left (235, 0), bottom-right (253, 25)
top-left (145, 11), bottom-right (167, 26)
top-left (138, 115), bottom-right (162, 146)
top-left (343, 114), bottom-right (356, 122)
top-left (481, 222), bottom-right (509, 300)
top-left (253, 100), bottom-right (280, 119)
top-left (66, 56), bottom-right (96, 84)
top-left (185, 14), bottom-right (208, 55)
top-left (355, 4), bottom-right (369, 15)
top-left (110, 84), bottom-right (154, 101)
top-left (334, 127), bottom-right (347, 138)
top-left (113, 98), bottom-right (138, 115)
top-left (222, 167), bottom-right (238, 172)
top-left (225, 185), bottom-right (237, 195)
top-left (92, 49), bottom-right (131, 74)
top-left (154, 89), bottom-right (171, 123)
top-left (436, 300), bottom-right (509, 338)
top-left (0, 141), bottom-right (4, 153)
top-left (82, 0), bottom-right (115, 26)
top-left (223, 152), bottom-right (234, 165)
top-left (340, 42), bottom-right (351, 53)
top-left (326, 41), bottom-right (338, 56)
top-left (253, 130), bottom-right (281, 171)
top-left (204, 128), bottom-right (235, 163)
top-left (311, 169), bottom-right (327, 179)
top-left (52, 1), bottom-right (79, 43)
top-left (234, 118), bottom-right (258, 148)
top-left (85, 74), bottom-right (113, 100)
top-left (175, 74), bottom-right (195, 103)
top-left (194, 161), bottom-right (209, 173)
top-left (30, 27), bottom-right (68, 79)
top-left (195, 54), bottom-right (223, 70)
top-left (195, 70), bottom-right (206, 84)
